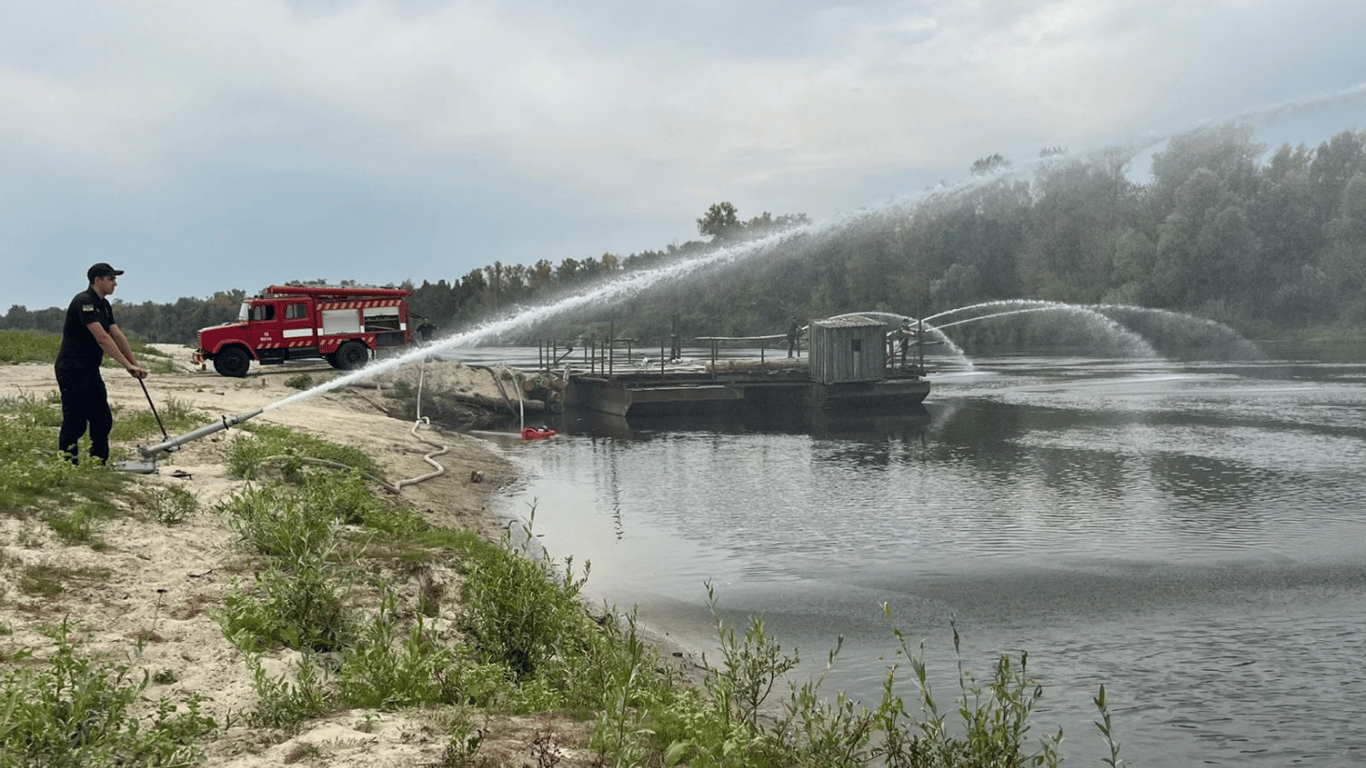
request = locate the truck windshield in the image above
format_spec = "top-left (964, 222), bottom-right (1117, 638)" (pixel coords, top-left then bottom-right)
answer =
top-left (238, 303), bottom-right (276, 322)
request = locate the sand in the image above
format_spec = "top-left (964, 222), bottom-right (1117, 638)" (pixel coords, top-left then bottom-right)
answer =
top-left (0, 346), bottom-right (617, 766)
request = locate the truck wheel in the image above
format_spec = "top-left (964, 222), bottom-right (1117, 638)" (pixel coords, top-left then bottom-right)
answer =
top-left (336, 341), bottom-right (369, 370)
top-left (213, 347), bottom-right (251, 378)
top-left (324, 352), bottom-right (343, 369)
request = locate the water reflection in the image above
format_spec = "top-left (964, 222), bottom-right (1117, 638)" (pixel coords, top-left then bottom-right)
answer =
top-left (498, 355), bottom-right (1366, 766)
top-left (560, 403), bottom-right (931, 442)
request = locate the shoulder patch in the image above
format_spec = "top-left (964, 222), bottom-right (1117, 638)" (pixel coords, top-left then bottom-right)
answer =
top-left (80, 303), bottom-right (96, 312)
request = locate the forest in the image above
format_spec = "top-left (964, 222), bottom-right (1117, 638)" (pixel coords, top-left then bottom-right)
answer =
top-left (4, 122), bottom-right (1364, 351)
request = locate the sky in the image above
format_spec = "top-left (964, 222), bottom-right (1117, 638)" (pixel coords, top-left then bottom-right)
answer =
top-left (3, 0), bottom-right (1364, 311)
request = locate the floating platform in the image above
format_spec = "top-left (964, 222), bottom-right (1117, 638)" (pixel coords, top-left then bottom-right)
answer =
top-left (548, 314), bottom-right (932, 419)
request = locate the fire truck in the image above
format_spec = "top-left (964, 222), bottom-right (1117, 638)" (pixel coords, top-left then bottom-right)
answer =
top-left (194, 285), bottom-right (416, 377)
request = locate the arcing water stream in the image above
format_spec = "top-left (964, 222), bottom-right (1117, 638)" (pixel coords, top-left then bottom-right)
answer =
top-left (182, 84), bottom-right (1365, 767)
top-left (253, 80), bottom-right (1366, 416)
top-left (263, 222), bottom-right (819, 413)
top-left (263, 293), bottom-right (1263, 418)
top-left (923, 300), bottom-right (1264, 359)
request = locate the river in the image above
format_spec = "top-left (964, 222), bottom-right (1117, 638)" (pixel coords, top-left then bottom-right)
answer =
top-left (484, 348), bottom-right (1366, 766)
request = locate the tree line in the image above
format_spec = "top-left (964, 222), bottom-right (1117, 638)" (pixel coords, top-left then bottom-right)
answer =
top-left (4, 123), bottom-right (1363, 348)
top-left (499, 123), bottom-right (1366, 347)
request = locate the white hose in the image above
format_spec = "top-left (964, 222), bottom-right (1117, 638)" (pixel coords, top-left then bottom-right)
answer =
top-left (392, 356), bottom-right (448, 490)
top-left (252, 356), bottom-right (450, 492)
top-left (393, 416), bottom-right (448, 490)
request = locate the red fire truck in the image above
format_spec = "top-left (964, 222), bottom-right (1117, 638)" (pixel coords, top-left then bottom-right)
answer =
top-left (194, 285), bottom-right (416, 377)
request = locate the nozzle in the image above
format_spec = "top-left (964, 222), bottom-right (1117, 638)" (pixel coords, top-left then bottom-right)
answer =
top-left (138, 408), bottom-right (265, 459)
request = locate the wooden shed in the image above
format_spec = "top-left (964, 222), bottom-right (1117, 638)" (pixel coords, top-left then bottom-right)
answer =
top-left (808, 315), bottom-right (886, 385)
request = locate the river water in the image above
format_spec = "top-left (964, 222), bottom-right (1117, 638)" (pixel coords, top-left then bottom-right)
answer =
top-left (485, 348), bottom-right (1366, 766)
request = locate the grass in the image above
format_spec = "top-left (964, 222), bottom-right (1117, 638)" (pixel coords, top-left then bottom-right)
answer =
top-left (138, 484), bottom-right (199, 525)
top-left (0, 367), bottom-right (1127, 767)
top-left (0, 389), bottom-right (207, 553)
top-left (0, 329), bottom-right (64, 364)
top-left (111, 393), bottom-right (205, 445)
top-left (225, 421), bottom-right (384, 482)
top-left (17, 562), bottom-right (112, 599)
top-left (0, 328), bottom-right (178, 373)
top-left (0, 622), bottom-right (216, 767)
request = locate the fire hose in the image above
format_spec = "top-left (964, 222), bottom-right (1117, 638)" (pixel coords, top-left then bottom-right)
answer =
top-left (119, 366), bottom-right (451, 491)
top-left (392, 358), bottom-right (448, 490)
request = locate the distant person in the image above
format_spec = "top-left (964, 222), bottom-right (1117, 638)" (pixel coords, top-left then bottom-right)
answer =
top-left (786, 318), bottom-right (801, 358)
top-left (55, 263), bottom-right (148, 465)
top-left (898, 322), bottom-right (915, 361)
top-left (417, 317), bottom-right (437, 344)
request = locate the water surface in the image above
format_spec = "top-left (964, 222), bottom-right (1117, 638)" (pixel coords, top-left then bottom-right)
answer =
top-left (492, 353), bottom-right (1366, 766)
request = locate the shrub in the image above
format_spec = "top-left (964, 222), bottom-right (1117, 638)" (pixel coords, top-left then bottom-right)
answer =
top-left (458, 516), bottom-right (593, 682)
top-left (243, 653), bottom-right (334, 733)
top-left (137, 484), bottom-right (199, 525)
top-left (0, 623), bottom-right (215, 767)
top-left (217, 556), bottom-right (354, 653)
top-left (218, 483), bottom-right (338, 561)
top-left (337, 590), bottom-right (455, 709)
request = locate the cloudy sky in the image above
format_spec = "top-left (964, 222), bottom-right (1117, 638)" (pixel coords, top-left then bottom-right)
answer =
top-left (3, 0), bottom-right (1363, 311)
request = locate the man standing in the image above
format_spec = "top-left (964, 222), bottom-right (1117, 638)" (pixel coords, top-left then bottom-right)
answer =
top-left (416, 316), bottom-right (437, 344)
top-left (55, 263), bottom-right (148, 464)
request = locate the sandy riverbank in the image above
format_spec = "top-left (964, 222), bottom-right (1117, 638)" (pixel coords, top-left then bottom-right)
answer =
top-left (1, 345), bottom-right (691, 767)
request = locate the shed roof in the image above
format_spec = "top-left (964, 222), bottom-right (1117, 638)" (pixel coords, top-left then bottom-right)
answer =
top-left (812, 315), bottom-right (883, 329)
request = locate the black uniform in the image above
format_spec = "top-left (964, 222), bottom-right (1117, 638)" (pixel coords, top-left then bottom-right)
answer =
top-left (55, 287), bottom-right (117, 463)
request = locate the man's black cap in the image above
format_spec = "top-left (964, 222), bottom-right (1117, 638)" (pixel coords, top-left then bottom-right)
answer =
top-left (87, 263), bottom-right (125, 281)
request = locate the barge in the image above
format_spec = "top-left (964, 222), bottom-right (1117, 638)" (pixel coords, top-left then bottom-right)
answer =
top-left (554, 315), bottom-right (930, 418)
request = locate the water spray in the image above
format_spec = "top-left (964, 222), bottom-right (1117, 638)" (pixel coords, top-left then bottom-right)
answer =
top-left (258, 222), bottom-right (822, 413)
top-left (112, 77), bottom-right (1309, 473)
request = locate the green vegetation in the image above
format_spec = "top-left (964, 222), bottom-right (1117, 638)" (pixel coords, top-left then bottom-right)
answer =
top-left (0, 624), bottom-right (216, 767)
top-left (0, 328), bottom-right (178, 373)
top-left (0, 391), bottom-right (213, 765)
top-left (139, 484), bottom-right (199, 525)
top-left (0, 389), bottom-right (204, 533)
top-left (0, 329), bottom-right (60, 363)
top-left (111, 394), bottom-right (202, 445)
top-left (225, 421), bottom-right (383, 481)
top-left (4, 124), bottom-right (1364, 352)
top-left (0, 388), bottom-right (1126, 766)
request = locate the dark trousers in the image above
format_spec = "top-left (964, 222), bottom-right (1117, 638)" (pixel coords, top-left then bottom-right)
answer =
top-left (55, 360), bottom-right (112, 464)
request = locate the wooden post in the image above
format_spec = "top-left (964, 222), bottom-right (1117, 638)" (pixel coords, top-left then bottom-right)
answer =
top-left (918, 316), bottom-right (925, 374)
